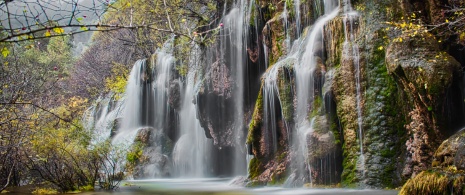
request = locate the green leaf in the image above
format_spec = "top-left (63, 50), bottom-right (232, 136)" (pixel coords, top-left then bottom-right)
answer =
top-left (80, 26), bottom-right (88, 31)
top-left (76, 17), bottom-right (83, 22)
top-left (2, 47), bottom-right (10, 58)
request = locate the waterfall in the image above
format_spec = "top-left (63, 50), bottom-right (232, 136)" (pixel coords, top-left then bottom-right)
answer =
top-left (173, 55), bottom-right (212, 177)
top-left (111, 59), bottom-right (152, 146)
top-left (83, 94), bottom-right (124, 145)
top-left (220, 0), bottom-right (253, 175)
top-left (292, 0), bottom-right (339, 185)
top-left (263, 63), bottom-right (285, 155)
top-left (110, 40), bottom-right (175, 177)
top-left (294, 0), bottom-right (301, 36)
top-left (341, 0), bottom-right (365, 178)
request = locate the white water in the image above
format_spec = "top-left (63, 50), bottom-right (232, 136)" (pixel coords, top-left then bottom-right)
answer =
top-left (83, 94), bottom-right (124, 145)
top-left (292, 0), bottom-right (339, 185)
top-left (173, 45), bottom-right (212, 177)
top-left (263, 63), bottom-right (285, 155)
top-left (112, 59), bottom-right (151, 147)
top-left (294, 0), bottom-right (301, 37)
top-left (221, 0), bottom-right (253, 175)
top-left (152, 41), bottom-right (175, 130)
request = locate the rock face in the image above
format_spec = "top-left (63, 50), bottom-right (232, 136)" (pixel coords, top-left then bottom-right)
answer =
top-left (386, 31), bottom-right (461, 179)
top-left (130, 127), bottom-right (173, 179)
top-left (399, 129), bottom-right (465, 194)
top-left (433, 129), bottom-right (465, 170)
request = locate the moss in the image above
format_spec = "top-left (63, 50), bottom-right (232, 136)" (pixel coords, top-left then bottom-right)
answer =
top-left (269, 173), bottom-right (286, 185)
top-left (310, 95), bottom-right (323, 119)
top-left (248, 157), bottom-right (263, 180)
top-left (277, 67), bottom-right (294, 121)
top-left (380, 164), bottom-right (397, 188)
top-left (247, 84), bottom-right (264, 144)
top-left (399, 169), bottom-right (465, 195)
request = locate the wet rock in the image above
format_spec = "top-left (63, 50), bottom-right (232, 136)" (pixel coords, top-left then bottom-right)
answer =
top-left (110, 117), bottom-right (123, 138)
top-left (386, 33), bottom-right (461, 179)
top-left (131, 127), bottom-right (173, 179)
top-left (168, 79), bottom-right (181, 110)
top-left (433, 128), bottom-right (465, 170)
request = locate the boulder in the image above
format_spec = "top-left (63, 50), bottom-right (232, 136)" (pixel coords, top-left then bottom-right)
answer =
top-left (131, 127), bottom-right (173, 179)
top-left (433, 129), bottom-right (465, 170)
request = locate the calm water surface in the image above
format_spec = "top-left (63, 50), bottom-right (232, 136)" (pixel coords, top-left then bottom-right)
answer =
top-left (80, 178), bottom-right (398, 195)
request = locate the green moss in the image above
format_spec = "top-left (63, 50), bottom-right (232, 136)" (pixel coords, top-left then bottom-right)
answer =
top-left (341, 155), bottom-right (357, 187)
top-left (277, 67), bottom-right (294, 122)
top-left (380, 164), bottom-right (396, 188)
top-left (248, 157), bottom-right (263, 179)
top-left (247, 85), bottom-right (264, 144)
top-left (310, 95), bottom-right (323, 119)
top-left (400, 169), bottom-right (465, 195)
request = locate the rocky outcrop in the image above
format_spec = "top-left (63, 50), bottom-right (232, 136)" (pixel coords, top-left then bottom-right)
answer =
top-left (433, 129), bottom-right (465, 170)
top-left (129, 127), bottom-right (173, 179)
top-left (399, 129), bottom-right (465, 194)
top-left (197, 58), bottom-right (236, 145)
top-left (386, 30), bottom-right (461, 179)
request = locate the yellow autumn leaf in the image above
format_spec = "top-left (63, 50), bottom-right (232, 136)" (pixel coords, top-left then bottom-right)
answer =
top-left (2, 47), bottom-right (10, 58)
top-left (400, 22), bottom-right (407, 28)
top-left (53, 27), bottom-right (64, 34)
top-left (378, 46), bottom-right (384, 50)
top-left (45, 31), bottom-right (51, 37)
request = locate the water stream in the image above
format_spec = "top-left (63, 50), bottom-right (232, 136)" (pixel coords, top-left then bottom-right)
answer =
top-left (220, 0), bottom-right (253, 175)
top-left (341, 0), bottom-right (366, 179)
top-left (293, 0), bottom-right (339, 185)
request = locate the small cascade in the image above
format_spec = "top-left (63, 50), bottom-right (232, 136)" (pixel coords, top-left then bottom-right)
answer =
top-left (294, 0), bottom-right (301, 36)
top-left (110, 40), bottom-right (175, 178)
top-left (152, 41), bottom-right (175, 131)
top-left (173, 72), bottom-right (212, 177)
top-left (341, 0), bottom-right (365, 177)
top-left (263, 63), bottom-right (287, 155)
top-left (220, 0), bottom-right (253, 175)
top-left (83, 94), bottom-right (124, 145)
top-left (173, 45), bottom-right (213, 177)
top-left (292, 0), bottom-right (339, 185)
top-left (112, 59), bottom-right (152, 146)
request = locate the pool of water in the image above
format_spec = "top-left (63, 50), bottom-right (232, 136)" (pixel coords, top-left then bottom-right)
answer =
top-left (79, 178), bottom-right (398, 195)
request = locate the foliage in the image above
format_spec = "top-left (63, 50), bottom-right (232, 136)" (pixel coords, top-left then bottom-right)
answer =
top-left (386, 2), bottom-right (465, 47)
top-left (105, 62), bottom-right (129, 100)
top-left (94, 141), bottom-right (127, 190)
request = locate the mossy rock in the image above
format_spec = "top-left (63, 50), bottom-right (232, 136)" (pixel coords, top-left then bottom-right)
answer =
top-left (433, 128), bottom-right (465, 170)
top-left (399, 168), bottom-right (465, 195)
top-left (385, 33), bottom-right (460, 110)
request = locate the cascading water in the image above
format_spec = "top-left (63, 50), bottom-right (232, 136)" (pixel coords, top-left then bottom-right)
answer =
top-left (341, 0), bottom-right (365, 178)
top-left (110, 40), bottom-right (175, 178)
top-left (262, 62), bottom-right (288, 156)
top-left (172, 47), bottom-right (212, 177)
top-left (292, 0), bottom-right (339, 185)
top-left (294, 0), bottom-right (301, 37)
top-left (111, 59), bottom-right (152, 146)
top-left (113, 42), bottom-right (174, 144)
top-left (220, 0), bottom-right (252, 175)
